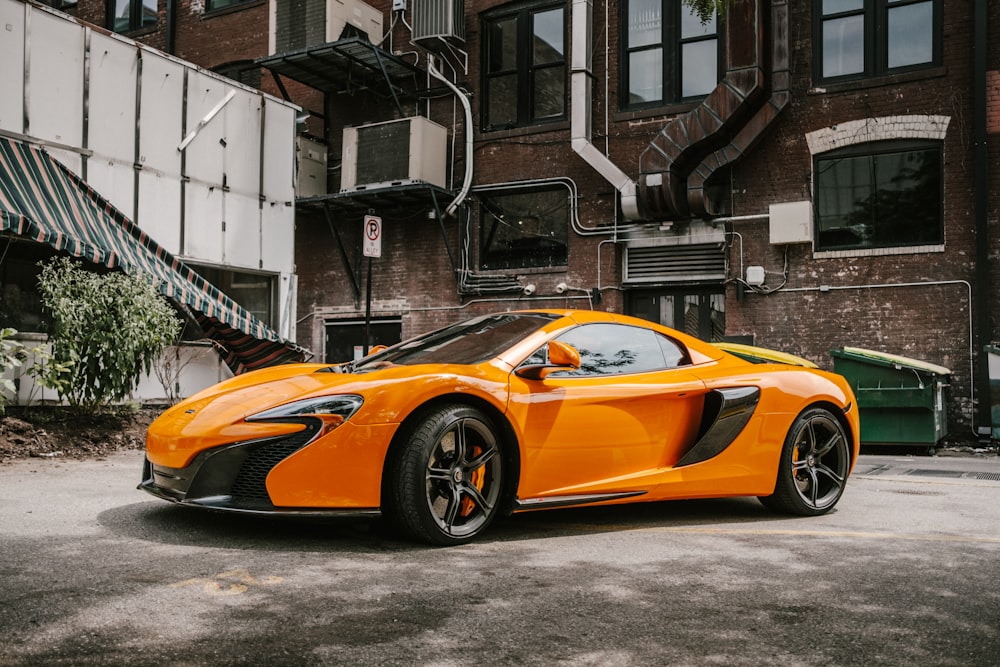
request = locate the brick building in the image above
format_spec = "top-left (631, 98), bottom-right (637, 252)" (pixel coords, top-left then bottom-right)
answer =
top-left (44, 0), bottom-right (1000, 438)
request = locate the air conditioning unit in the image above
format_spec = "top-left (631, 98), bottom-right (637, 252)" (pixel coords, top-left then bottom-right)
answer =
top-left (413, 0), bottom-right (465, 50)
top-left (296, 136), bottom-right (328, 197)
top-left (341, 117), bottom-right (448, 191)
top-left (269, 0), bottom-right (383, 54)
top-left (326, 0), bottom-right (383, 44)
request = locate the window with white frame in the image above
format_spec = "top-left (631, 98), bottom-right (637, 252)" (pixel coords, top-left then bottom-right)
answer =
top-left (814, 140), bottom-right (943, 251)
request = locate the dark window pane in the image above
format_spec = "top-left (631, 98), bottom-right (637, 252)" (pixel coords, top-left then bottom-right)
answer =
top-left (533, 8), bottom-right (564, 64)
top-left (822, 0), bottom-right (864, 13)
top-left (815, 144), bottom-right (942, 251)
top-left (487, 75), bottom-right (518, 127)
top-left (628, 48), bottom-right (663, 104)
top-left (488, 17), bottom-right (518, 72)
top-left (680, 5), bottom-right (714, 38)
top-left (681, 40), bottom-right (717, 97)
top-left (628, 0), bottom-right (661, 47)
top-left (480, 189), bottom-right (568, 270)
top-left (822, 14), bottom-right (865, 77)
top-left (888, 2), bottom-right (933, 69)
top-left (142, 0), bottom-right (157, 26)
top-left (532, 66), bottom-right (565, 119)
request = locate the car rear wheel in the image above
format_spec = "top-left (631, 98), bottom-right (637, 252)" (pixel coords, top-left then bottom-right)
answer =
top-left (387, 405), bottom-right (504, 546)
top-left (759, 407), bottom-right (850, 516)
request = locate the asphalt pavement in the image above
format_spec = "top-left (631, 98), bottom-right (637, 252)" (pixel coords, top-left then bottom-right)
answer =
top-left (1, 449), bottom-right (998, 666)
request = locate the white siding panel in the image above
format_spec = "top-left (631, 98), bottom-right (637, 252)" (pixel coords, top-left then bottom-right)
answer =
top-left (184, 70), bottom-right (226, 186)
top-left (88, 33), bottom-right (137, 165)
top-left (184, 182), bottom-right (223, 262)
top-left (223, 193), bottom-right (261, 269)
top-left (87, 159), bottom-right (135, 218)
top-left (137, 169), bottom-right (181, 254)
top-left (261, 100), bottom-right (295, 202)
top-left (224, 89), bottom-right (261, 197)
top-left (46, 147), bottom-right (82, 177)
top-left (0, 0), bottom-right (25, 133)
top-left (27, 11), bottom-right (84, 146)
top-left (138, 54), bottom-right (183, 179)
top-left (261, 200), bottom-right (294, 274)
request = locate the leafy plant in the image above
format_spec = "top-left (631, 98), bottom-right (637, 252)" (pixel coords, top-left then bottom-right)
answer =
top-left (684, 0), bottom-right (729, 23)
top-left (35, 257), bottom-right (181, 415)
top-left (0, 327), bottom-right (26, 415)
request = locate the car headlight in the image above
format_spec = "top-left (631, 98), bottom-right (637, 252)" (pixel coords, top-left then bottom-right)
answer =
top-left (246, 395), bottom-right (364, 435)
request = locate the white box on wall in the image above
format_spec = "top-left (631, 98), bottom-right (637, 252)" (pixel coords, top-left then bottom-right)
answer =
top-left (769, 200), bottom-right (813, 245)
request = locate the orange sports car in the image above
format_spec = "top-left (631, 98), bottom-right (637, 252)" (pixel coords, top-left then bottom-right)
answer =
top-left (140, 310), bottom-right (860, 545)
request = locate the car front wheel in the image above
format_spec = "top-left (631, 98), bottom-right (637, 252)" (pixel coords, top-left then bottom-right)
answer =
top-left (759, 407), bottom-right (850, 516)
top-left (387, 405), bottom-right (504, 546)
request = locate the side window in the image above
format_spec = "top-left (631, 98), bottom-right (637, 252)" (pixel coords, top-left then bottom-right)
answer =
top-left (531, 323), bottom-right (690, 376)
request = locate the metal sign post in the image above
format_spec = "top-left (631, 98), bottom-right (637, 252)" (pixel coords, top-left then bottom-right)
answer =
top-left (362, 214), bottom-right (382, 356)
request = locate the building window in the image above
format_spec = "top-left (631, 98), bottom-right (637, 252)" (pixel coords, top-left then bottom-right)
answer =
top-left (42, 1), bottom-right (78, 8)
top-left (206, 0), bottom-right (255, 11)
top-left (107, 0), bottom-right (157, 32)
top-left (815, 0), bottom-right (940, 83)
top-left (814, 141), bottom-right (943, 251)
top-left (479, 188), bottom-right (568, 270)
top-left (482, 1), bottom-right (567, 131)
top-left (188, 264), bottom-right (277, 328)
top-left (621, 0), bottom-right (718, 109)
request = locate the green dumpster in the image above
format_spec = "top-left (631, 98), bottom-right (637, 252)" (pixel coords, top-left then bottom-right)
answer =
top-left (830, 347), bottom-right (950, 447)
top-left (986, 345), bottom-right (1000, 440)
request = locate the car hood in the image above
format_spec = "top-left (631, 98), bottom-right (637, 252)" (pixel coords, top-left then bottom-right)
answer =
top-left (146, 361), bottom-right (508, 465)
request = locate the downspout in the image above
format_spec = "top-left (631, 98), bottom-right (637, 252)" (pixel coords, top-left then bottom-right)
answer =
top-left (427, 54), bottom-right (472, 217)
top-left (570, 0), bottom-right (640, 220)
top-left (972, 0), bottom-right (991, 438)
top-left (165, 0), bottom-right (176, 55)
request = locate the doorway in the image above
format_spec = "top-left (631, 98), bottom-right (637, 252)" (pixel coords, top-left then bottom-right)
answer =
top-left (626, 288), bottom-right (725, 342)
top-left (325, 318), bottom-right (402, 363)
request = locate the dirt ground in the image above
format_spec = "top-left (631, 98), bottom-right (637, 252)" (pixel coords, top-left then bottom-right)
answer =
top-left (0, 405), bottom-right (162, 465)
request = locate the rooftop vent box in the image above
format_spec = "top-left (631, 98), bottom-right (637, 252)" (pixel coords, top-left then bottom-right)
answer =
top-left (413, 0), bottom-right (465, 50)
top-left (269, 0), bottom-right (383, 54)
top-left (341, 117), bottom-right (448, 191)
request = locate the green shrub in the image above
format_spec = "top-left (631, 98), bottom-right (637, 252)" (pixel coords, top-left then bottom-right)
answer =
top-left (0, 327), bottom-right (25, 415)
top-left (35, 257), bottom-right (181, 415)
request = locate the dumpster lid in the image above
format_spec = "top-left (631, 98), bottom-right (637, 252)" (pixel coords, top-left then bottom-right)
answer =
top-left (714, 342), bottom-right (819, 368)
top-left (832, 346), bottom-right (951, 376)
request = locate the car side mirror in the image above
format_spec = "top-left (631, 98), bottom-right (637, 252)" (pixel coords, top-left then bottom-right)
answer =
top-left (516, 340), bottom-right (581, 380)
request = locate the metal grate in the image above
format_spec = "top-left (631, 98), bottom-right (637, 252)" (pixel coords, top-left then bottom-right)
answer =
top-left (623, 243), bottom-right (726, 284)
top-left (230, 425), bottom-right (319, 505)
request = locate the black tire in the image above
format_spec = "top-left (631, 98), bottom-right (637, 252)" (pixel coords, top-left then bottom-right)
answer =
top-left (386, 405), bottom-right (504, 546)
top-left (759, 407), bottom-right (850, 516)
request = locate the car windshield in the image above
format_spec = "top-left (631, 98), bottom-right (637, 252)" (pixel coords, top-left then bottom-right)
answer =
top-left (351, 312), bottom-right (559, 370)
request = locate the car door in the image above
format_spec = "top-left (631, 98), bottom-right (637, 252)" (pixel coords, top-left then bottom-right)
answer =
top-left (506, 323), bottom-right (709, 499)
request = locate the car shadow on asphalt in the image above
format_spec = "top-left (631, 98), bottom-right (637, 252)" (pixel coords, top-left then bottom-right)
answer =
top-left (99, 495), bottom-right (795, 552)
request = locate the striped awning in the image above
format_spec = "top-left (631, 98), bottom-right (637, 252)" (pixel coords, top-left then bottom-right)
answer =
top-left (0, 136), bottom-right (306, 373)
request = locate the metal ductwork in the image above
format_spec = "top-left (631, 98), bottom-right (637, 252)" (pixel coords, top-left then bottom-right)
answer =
top-left (570, 0), bottom-right (641, 220)
top-left (639, 0), bottom-right (789, 221)
top-left (570, 0), bottom-right (789, 223)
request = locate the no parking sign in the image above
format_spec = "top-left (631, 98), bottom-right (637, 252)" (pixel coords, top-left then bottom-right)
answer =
top-left (363, 215), bottom-right (382, 258)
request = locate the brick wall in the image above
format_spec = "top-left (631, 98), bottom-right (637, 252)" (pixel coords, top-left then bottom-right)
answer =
top-left (54, 0), bottom-right (995, 430)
